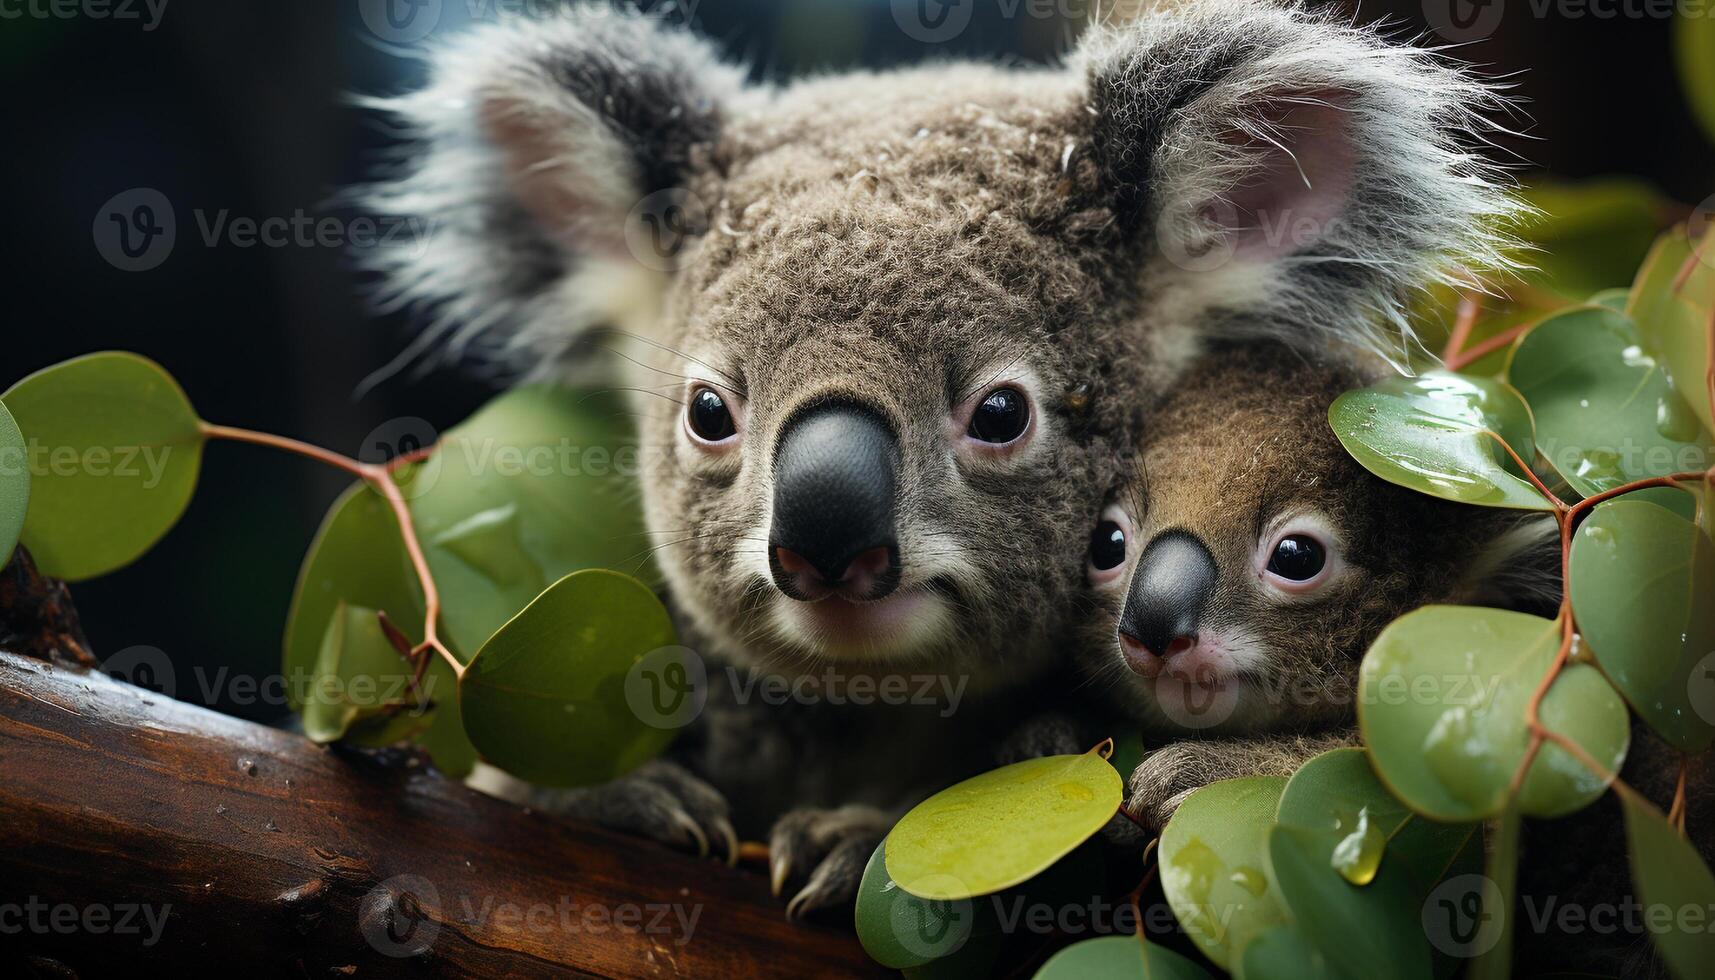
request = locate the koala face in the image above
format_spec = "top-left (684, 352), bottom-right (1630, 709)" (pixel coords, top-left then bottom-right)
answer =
top-left (1080, 345), bottom-right (1554, 735)
top-left (363, 3), bottom-right (1521, 678)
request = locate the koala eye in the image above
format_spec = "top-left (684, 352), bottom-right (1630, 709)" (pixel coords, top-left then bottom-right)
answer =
top-left (686, 386), bottom-right (738, 445)
top-left (967, 387), bottom-right (1030, 445)
top-left (1267, 535), bottom-right (1326, 581)
top-left (1086, 504), bottom-right (1131, 584)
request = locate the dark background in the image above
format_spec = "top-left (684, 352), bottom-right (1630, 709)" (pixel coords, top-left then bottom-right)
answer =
top-left (2, 0), bottom-right (1708, 721)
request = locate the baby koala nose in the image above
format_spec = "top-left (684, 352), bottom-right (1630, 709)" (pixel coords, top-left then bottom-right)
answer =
top-left (768, 401), bottom-right (902, 602)
top-left (1117, 530), bottom-right (1217, 678)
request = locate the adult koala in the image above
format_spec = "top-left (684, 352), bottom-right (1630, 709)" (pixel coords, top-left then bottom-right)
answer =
top-left (364, 0), bottom-right (1517, 915)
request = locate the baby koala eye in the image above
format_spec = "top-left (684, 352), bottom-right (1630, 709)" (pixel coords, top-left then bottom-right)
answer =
top-left (967, 387), bottom-right (1030, 444)
top-left (1086, 504), bottom-right (1131, 584)
top-left (1267, 534), bottom-right (1326, 581)
top-left (685, 385), bottom-right (739, 445)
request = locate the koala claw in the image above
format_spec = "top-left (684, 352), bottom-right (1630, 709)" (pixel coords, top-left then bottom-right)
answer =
top-left (510, 760), bottom-right (738, 864)
top-left (1124, 744), bottom-right (1207, 832)
top-left (768, 805), bottom-right (892, 920)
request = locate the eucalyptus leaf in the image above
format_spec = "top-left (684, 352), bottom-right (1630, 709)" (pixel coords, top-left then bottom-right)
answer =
top-left (1235, 923), bottom-right (1347, 980)
top-left (0, 400), bottom-right (28, 567)
top-left (1675, 9), bottom-right (1715, 147)
top-left (1629, 223), bottom-right (1715, 437)
top-left (1267, 825), bottom-right (1432, 980)
top-left (1570, 498), bottom-right (1715, 753)
top-left (1158, 776), bottom-right (1288, 969)
top-left (458, 568), bottom-right (680, 787)
top-left (1358, 606), bottom-right (1630, 822)
top-left (301, 601), bottom-right (429, 744)
top-left (1, 352), bottom-right (204, 580)
top-left (283, 483), bottom-right (476, 776)
top-left (1032, 935), bottom-right (1215, 980)
top-left (1329, 372), bottom-right (1554, 510)
top-left (1507, 306), bottom-right (1712, 497)
top-left (1621, 790), bottom-right (1715, 979)
top-left (406, 386), bottom-right (657, 656)
top-left (856, 839), bottom-right (981, 969)
top-left (886, 748), bottom-right (1121, 901)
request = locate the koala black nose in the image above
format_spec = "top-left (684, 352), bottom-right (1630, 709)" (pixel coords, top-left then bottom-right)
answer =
top-left (769, 402), bottom-right (901, 601)
top-left (1117, 530), bottom-right (1217, 676)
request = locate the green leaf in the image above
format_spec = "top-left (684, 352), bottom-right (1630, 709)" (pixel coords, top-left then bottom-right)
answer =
top-left (406, 386), bottom-right (657, 655)
top-left (1235, 923), bottom-right (1346, 980)
top-left (1507, 306), bottom-right (1713, 497)
top-left (1032, 936), bottom-right (1216, 980)
top-left (886, 748), bottom-right (1122, 901)
top-left (1329, 372), bottom-right (1554, 510)
top-left (856, 839), bottom-right (993, 971)
top-left (1570, 498), bottom-right (1715, 753)
top-left (301, 601), bottom-right (429, 744)
top-left (1266, 826), bottom-right (1432, 980)
top-left (1675, 10), bottom-right (1715, 148)
top-left (1358, 606), bottom-right (1631, 822)
top-left (458, 568), bottom-right (680, 786)
top-left (0, 400), bottom-right (29, 566)
top-left (283, 484), bottom-right (476, 776)
top-left (1517, 180), bottom-right (1667, 301)
top-left (1629, 223), bottom-right (1715, 438)
top-left (1622, 790), bottom-right (1715, 979)
top-left (1466, 806), bottom-right (1520, 980)
top-left (1159, 776), bottom-right (1289, 969)
top-left (1, 352), bottom-right (204, 580)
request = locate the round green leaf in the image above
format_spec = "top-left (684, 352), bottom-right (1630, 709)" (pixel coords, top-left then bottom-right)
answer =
top-left (406, 386), bottom-right (657, 655)
top-left (1507, 306), bottom-right (1713, 497)
top-left (458, 568), bottom-right (679, 787)
top-left (856, 839), bottom-right (989, 970)
top-left (301, 601), bottom-right (427, 744)
top-left (2, 352), bottom-right (203, 580)
top-left (1329, 372), bottom-right (1554, 510)
top-left (1675, 10), bottom-right (1715, 148)
top-left (1159, 776), bottom-right (1289, 969)
top-left (1358, 607), bottom-right (1631, 822)
top-left (1570, 498), bottom-right (1715, 752)
top-left (1032, 936), bottom-right (1216, 980)
top-left (1236, 923), bottom-right (1348, 980)
top-left (1629, 223), bottom-right (1715, 438)
top-left (886, 749), bottom-right (1121, 901)
top-left (0, 399), bottom-right (29, 566)
top-left (1622, 790), bottom-right (1715, 979)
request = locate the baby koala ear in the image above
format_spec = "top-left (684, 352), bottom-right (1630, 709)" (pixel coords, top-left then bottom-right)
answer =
top-left (1076, 0), bottom-right (1524, 368)
top-left (361, 9), bottom-right (746, 378)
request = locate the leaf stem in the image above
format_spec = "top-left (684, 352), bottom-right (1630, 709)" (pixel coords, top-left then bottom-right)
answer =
top-left (1446, 321), bottom-right (1534, 373)
top-left (197, 423), bottom-right (464, 680)
top-left (1442, 293), bottom-right (1480, 365)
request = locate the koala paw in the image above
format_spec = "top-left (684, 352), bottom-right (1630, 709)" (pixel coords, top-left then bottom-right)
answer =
top-left (768, 805), bottom-right (893, 921)
top-left (515, 760), bottom-right (739, 865)
top-left (1124, 743), bottom-right (1211, 832)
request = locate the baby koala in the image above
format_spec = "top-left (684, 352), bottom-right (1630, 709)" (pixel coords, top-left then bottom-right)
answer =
top-left (1065, 341), bottom-right (1557, 830)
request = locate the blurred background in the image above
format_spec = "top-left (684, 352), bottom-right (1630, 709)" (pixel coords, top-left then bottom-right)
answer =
top-left (1, 0), bottom-right (1708, 721)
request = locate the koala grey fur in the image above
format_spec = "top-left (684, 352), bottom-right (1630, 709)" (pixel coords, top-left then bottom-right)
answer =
top-left (362, 0), bottom-right (1520, 916)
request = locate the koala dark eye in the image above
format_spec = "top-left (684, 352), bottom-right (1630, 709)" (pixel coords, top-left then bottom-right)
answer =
top-left (968, 387), bottom-right (1029, 444)
top-left (687, 386), bottom-right (737, 443)
top-left (1089, 521), bottom-right (1127, 571)
top-left (1267, 534), bottom-right (1326, 582)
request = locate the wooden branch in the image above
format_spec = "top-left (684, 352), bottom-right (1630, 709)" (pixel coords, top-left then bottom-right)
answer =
top-left (0, 651), bottom-right (885, 978)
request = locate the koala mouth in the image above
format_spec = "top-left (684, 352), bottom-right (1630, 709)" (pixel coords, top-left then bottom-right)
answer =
top-left (769, 576), bottom-right (961, 660)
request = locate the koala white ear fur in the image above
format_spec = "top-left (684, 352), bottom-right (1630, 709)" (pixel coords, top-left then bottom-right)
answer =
top-left (1077, 0), bottom-right (1528, 370)
top-left (358, 6), bottom-right (746, 380)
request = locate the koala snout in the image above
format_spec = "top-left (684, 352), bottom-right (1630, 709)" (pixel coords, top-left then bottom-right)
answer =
top-left (767, 402), bottom-right (902, 602)
top-left (1117, 530), bottom-right (1217, 677)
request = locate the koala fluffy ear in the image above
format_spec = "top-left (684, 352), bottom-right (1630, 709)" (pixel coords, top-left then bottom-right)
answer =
top-left (360, 9), bottom-right (746, 378)
top-left (1077, 0), bottom-right (1524, 367)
